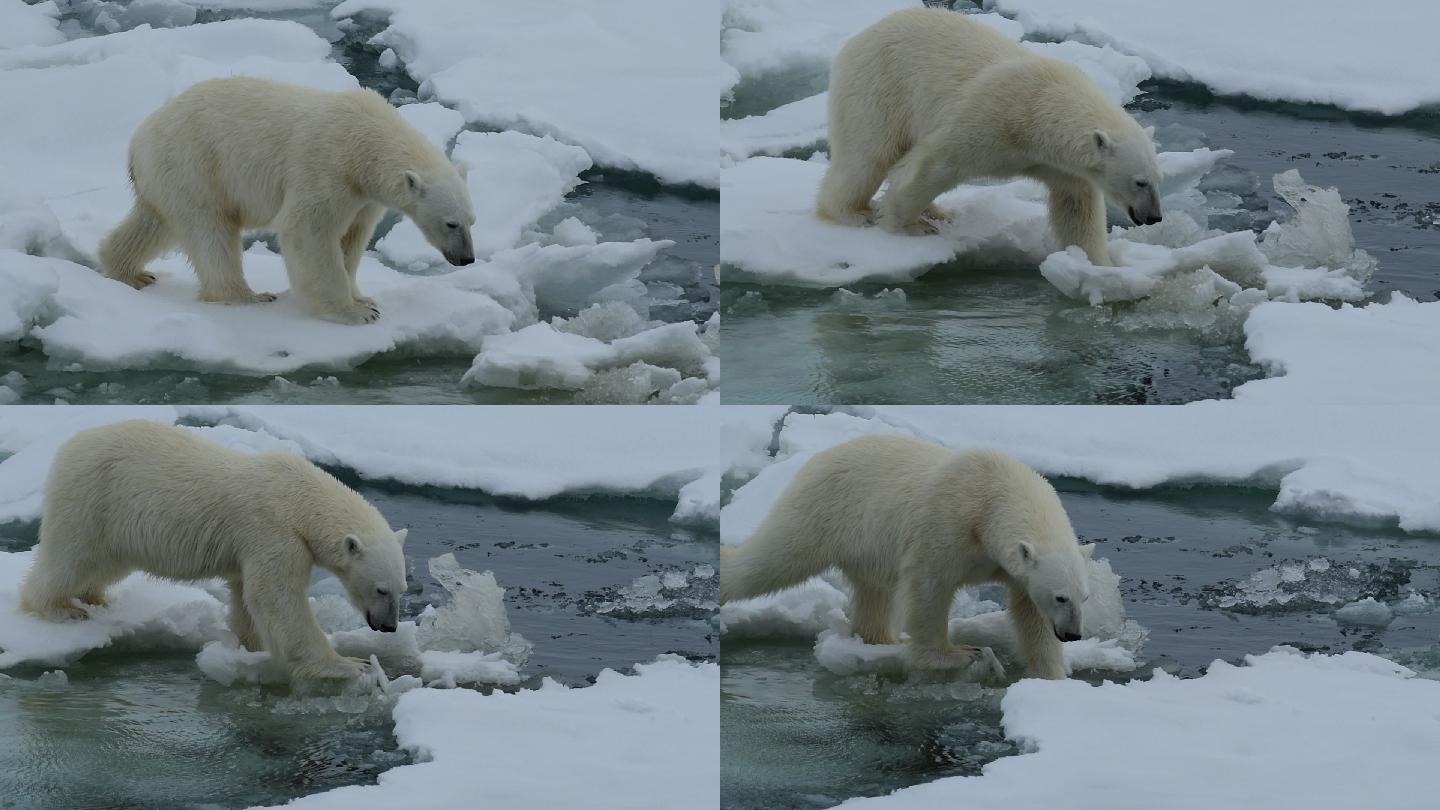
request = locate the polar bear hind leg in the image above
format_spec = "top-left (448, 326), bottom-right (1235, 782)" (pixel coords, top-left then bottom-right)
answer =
top-left (98, 199), bottom-right (171, 290)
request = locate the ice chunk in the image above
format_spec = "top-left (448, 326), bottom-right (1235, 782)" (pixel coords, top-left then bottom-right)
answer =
top-left (1259, 170), bottom-right (1376, 288)
top-left (416, 553), bottom-right (531, 666)
top-left (1333, 597), bottom-right (1393, 627)
top-left (418, 649), bottom-right (521, 687)
top-left (0, 0), bottom-right (64, 49)
top-left (583, 567), bottom-right (718, 619)
top-left (1201, 558), bottom-right (1411, 614)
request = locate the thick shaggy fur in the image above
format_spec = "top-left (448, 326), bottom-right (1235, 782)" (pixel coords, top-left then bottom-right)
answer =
top-left (19, 421), bottom-right (409, 681)
top-left (99, 76), bottom-right (476, 324)
top-left (721, 435), bottom-right (1091, 679)
top-left (816, 8), bottom-right (1162, 265)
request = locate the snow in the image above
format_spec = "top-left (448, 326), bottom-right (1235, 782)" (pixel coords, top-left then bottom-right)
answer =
top-left (988, 0), bottom-right (1440, 116)
top-left (835, 647), bottom-right (1440, 809)
top-left (0, 15), bottom-right (702, 396)
top-left (261, 656), bottom-right (719, 810)
top-left (1333, 597), bottom-right (1393, 627)
top-left (1237, 294), bottom-right (1440, 405)
top-left (333, 0), bottom-right (715, 188)
top-left (0, 0), bottom-right (63, 50)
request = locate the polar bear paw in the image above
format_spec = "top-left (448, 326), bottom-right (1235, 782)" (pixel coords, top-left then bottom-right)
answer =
top-left (905, 643), bottom-right (1007, 682)
top-left (321, 300), bottom-right (381, 325)
top-left (299, 655), bottom-right (371, 681)
top-left (111, 270), bottom-right (157, 290)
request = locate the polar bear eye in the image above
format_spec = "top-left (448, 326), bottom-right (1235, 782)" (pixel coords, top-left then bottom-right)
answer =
top-left (1135, 179), bottom-right (1150, 189)
top-left (376, 587), bottom-right (390, 597)
top-left (444, 221), bottom-right (460, 230)
top-left (1055, 595), bottom-right (1069, 604)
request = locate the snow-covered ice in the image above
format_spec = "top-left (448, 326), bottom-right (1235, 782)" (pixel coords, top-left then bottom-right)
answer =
top-left (835, 647), bottom-right (1440, 809)
top-left (260, 656), bottom-right (719, 810)
top-left (988, 0), bottom-right (1440, 115)
top-left (0, 0), bottom-right (63, 50)
top-left (724, 408), bottom-right (1440, 537)
top-left (334, 0), bottom-right (715, 188)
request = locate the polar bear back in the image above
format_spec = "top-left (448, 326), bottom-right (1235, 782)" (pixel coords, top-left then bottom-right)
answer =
top-left (127, 76), bottom-right (447, 231)
top-left (41, 420), bottom-right (387, 582)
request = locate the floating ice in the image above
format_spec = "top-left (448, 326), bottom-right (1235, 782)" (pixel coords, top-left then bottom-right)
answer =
top-left (988, 0), bottom-right (1440, 115)
top-left (1334, 597), bottom-right (1393, 627)
top-left (416, 553), bottom-right (532, 668)
top-left (834, 647), bottom-right (1440, 808)
top-left (583, 565), bottom-right (719, 620)
top-left (264, 656), bottom-right (719, 810)
top-left (333, 0), bottom-right (715, 187)
top-left (1200, 557), bottom-right (1411, 615)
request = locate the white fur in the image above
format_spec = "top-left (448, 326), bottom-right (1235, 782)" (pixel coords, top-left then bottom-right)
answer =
top-left (816, 8), bottom-right (1162, 265)
top-left (19, 420), bottom-right (409, 682)
top-left (99, 76), bottom-right (477, 324)
top-left (720, 435), bottom-right (1092, 679)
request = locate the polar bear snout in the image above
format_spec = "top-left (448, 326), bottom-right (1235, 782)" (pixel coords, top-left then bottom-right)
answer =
top-left (367, 612), bottom-right (399, 633)
top-left (1127, 205), bottom-right (1163, 227)
top-left (443, 248), bottom-right (475, 266)
top-left (1056, 630), bottom-right (1082, 643)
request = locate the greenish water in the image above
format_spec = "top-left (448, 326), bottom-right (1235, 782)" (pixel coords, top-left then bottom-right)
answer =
top-left (0, 480), bottom-right (717, 810)
top-left (721, 482), bottom-right (1440, 808)
top-left (721, 72), bottom-right (1440, 405)
top-left (3, 2), bottom-right (717, 406)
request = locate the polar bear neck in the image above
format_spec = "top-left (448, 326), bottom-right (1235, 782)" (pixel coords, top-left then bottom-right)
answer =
top-left (343, 97), bottom-right (453, 211)
top-left (253, 452), bottom-right (387, 573)
top-left (998, 62), bottom-right (1138, 179)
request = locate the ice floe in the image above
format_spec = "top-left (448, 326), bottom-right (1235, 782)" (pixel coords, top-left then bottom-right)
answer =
top-left (263, 656), bottom-right (719, 810)
top-left (836, 647), bottom-right (1440, 808)
top-left (334, 0), bottom-right (715, 187)
top-left (988, 0), bottom-right (1440, 115)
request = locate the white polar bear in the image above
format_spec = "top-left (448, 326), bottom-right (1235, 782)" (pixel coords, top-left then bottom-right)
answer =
top-left (816, 8), bottom-right (1162, 266)
top-left (720, 435), bottom-right (1092, 679)
top-left (19, 420), bottom-right (409, 682)
top-left (99, 76), bottom-right (477, 324)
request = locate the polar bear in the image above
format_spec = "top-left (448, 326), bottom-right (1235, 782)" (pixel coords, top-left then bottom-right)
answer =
top-left (816, 8), bottom-right (1162, 266)
top-left (720, 435), bottom-right (1092, 679)
top-left (99, 76), bottom-right (476, 324)
top-left (19, 420), bottom-right (409, 682)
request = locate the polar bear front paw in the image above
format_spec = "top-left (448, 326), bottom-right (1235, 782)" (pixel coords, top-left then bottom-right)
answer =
top-left (321, 300), bottom-right (381, 325)
top-left (876, 211), bottom-right (939, 236)
top-left (300, 655), bottom-right (370, 681)
top-left (905, 643), bottom-right (1006, 681)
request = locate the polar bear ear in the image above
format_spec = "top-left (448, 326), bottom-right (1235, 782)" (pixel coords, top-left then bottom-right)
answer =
top-left (405, 170), bottom-right (426, 197)
top-left (1016, 541), bottom-right (1038, 568)
top-left (345, 534), bottom-right (362, 557)
top-left (394, 528), bottom-right (409, 546)
top-left (1093, 130), bottom-right (1114, 155)
top-left (1142, 125), bottom-right (1155, 141)
top-left (1078, 542), bottom-right (1096, 559)
top-left (452, 159), bottom-right (469, 180)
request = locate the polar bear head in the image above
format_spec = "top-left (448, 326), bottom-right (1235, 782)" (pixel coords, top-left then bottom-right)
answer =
top-left (1091, 124), bottom-right (1162, 226)
top-left (338, 526), bottom-right (409, 632)
top-left (403, 162), bottom-right (476, 266)
top-left (1011, 541), bottom-right (1093, 642)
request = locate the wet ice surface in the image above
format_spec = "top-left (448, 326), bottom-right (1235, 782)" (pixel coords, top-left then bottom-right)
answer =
top-left (0, 480), bottom-right (716, 809)
top-left (722, 482), bottom-right (1440, 809)
top-left (0, 2), bottom-right (717, 405)
top-left (721, 7), bottom-right (1440, 405)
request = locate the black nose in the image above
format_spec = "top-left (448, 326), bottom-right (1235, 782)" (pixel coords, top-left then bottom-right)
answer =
top-left (1144, 212), bottom-right (1163, 226)
top-left (1059, 632), bottom-right (1082, 643)
top-left (366, 616), bottom-right (398, 633)
top-left (445, 252), bottom-right (475, 266)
